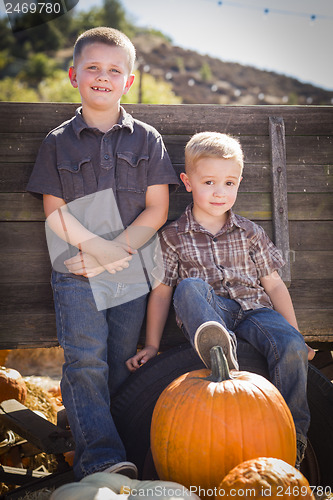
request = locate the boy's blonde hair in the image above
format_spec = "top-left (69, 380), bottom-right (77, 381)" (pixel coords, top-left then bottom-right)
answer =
top-left (73, 27), bottom-right (136, 73)
top-left (185, 132), bottom-right (244, 174)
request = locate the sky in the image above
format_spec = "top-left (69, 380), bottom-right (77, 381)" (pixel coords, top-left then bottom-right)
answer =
top-left (118, 0), bottom-right (333, 91)
top-left (1, 0), bottom-right (332, 90)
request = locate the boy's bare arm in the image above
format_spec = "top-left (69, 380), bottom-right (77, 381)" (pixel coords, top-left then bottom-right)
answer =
top-left (126, 282), bottom-right (173, 372)
top-left (261, 271), bottom-right (315, 360)
top-left (63, 184), bottom-right (169, 276)
top-left (114, 184), bottom-right (169, 249)
top-left (44, 194), bottom-right (133, 275)
top-left (260, 271), bottom-right (299, 329)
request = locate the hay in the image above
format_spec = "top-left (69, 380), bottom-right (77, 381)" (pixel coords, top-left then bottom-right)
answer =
top-left (24, 380), bottom-right (58, 425)
top-left (17, 487), bottom-right (55, 500)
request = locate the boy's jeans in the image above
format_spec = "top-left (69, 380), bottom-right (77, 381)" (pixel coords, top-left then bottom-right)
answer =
top-left (51, 271), bottom-right (147, 479)
top-left (173, 278), bottom-right (310, 448)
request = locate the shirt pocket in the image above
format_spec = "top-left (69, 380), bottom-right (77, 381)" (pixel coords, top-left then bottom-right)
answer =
top-left (57, 157), bottom-right (97, 202)
top-left (116, 152), bottom-right (148, 193)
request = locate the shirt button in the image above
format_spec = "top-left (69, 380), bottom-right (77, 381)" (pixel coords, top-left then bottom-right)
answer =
top-left (226, 281), bottom-right (231, 287)
top-left (213, 237), bottom-right (218, 242)
top-left (73, 165), bottom-right (79, 171)
top-left (104, 154), bottom-right (110, 160)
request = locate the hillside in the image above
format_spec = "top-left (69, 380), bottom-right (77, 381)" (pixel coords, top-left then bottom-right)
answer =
top-left (132, 33), bottom-right (333, 105)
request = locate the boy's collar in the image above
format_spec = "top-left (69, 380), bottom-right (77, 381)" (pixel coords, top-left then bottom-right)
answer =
top-left (179, 204), bottom-right (244, 235)
top-left (72, 106), bottom-right (134, 138)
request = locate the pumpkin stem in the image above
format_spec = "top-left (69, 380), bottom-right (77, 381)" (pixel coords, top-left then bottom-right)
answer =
top-left (205, 346), bottom-right (231, 382)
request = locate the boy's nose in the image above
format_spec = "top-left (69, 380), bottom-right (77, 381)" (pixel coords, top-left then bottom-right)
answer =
top-left (213, 188), bottom-right (225, 198)
top-left (97, 71), bottom-right (109, 81)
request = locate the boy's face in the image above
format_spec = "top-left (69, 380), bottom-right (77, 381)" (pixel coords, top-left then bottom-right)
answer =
top-left (68, 42), bottom-right (134, 112)
top-left (180, 157), bottom-right (242, 228)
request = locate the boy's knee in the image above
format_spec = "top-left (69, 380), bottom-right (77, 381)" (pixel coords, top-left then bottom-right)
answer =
top-left (287, 335), bottom-right (308, 363)
top-left (174, 277), bottom-right (207, 301)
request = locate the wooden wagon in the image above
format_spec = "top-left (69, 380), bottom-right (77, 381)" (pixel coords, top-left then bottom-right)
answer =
top-left (0, 102), bottom-right (332, 495)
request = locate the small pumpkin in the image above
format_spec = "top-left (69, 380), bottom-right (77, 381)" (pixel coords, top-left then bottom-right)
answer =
top-left (50, 472), bottom-right (200, 500)
top-left (0, 367), bottom-right (27, 404)
top-left (217, 457), bottom-right (315, 499)
top-left (151, 346), bottom-right (296, 494)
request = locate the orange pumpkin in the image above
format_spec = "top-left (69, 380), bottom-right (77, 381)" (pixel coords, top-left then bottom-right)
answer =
top-left (0, 367), bottom-right (27, 404)
top-left (151, 346), bottom-right (296, 495)
top-left (217, 457), bottom-right (315, 499)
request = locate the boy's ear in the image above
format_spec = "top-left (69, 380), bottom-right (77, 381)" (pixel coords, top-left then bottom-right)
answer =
top-left (180, 172), bottom-right (192, 192)
top-left (123, 74), bottom-right (135, 95)
top-left (69, 66), bottom-right (78, 88)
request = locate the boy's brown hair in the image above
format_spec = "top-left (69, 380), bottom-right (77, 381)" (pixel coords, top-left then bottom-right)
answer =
top-left (73, 27), bottom-right (136, 73)
top-left (185, 132), bottom-right (244, 174)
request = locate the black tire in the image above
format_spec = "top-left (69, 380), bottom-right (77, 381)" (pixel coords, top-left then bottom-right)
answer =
top-left (112, 341), bottom-right (333, 486)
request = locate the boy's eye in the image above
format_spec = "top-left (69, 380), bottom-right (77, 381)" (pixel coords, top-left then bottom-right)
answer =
top-left (88, 66), bottom-right (97, 70)
top-left (226, 181), bottom-right (235, 186)
top-left (111, 68), bottom-right (120, 73)
top-left (205, 180), bottom-right (214, 185)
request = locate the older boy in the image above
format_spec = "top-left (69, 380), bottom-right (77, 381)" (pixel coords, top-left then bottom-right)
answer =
top-left (127, 132), bottom-right (313, 469)
top-left (27, 27), bottom-right (178, 480)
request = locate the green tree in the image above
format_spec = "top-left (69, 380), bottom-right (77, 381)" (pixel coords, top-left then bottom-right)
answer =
top-left (122, 72), bottom-right (182, 104)
top-left (200, 62), bottom-right (212, 82)
top-left (102, 0), bottom-right (135, 36)
top-left (18, 53), bottom-right (58, 86)
top-left (38, 69), bottom-right (81, 102)
top-left (0, 77), bottom-right (38, 101)
top-left (12, 14), bottom-right (64, 55)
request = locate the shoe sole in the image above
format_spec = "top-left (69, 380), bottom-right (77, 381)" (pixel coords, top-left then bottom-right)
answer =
top-left (103, 461), bottom-right (138, 479)
top-left (194, 321), bottom-right (239, 371)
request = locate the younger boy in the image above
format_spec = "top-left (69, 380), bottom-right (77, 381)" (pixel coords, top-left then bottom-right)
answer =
top-left (127, 132), bottom-right (313, 469)
top-left (27, 27), bottom-right (178, 480)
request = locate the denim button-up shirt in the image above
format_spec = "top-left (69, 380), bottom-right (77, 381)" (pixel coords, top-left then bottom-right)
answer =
top-left (27, 106), bottom-right (179, 227)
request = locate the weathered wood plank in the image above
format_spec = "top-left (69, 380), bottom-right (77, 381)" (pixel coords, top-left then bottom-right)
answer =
top-left (1, 192), bottom-right (331, 222)
top-left (1, 222), bottom-right (48, 253)
top-left (0, 314), bottom-right (57, 348)
top-left (269, 117), bottom-right (290, 283)
top-left (1, 162), bottom-right (331, 194)
top-left (1, 278), bottom-right (331, 311)
top-left (0, 254), bottom-right (51, 283)
top-left (2, 221), bottom-right (331, 253)
top-left (0, 250), bottom-right (331, 284)
top-left (291, 251), bottom-right (333, 279)
top-left (0, 284), bottom-right (54, 312)
top-left (1, 307), bottom-right (333, 350)
top-left (1, 103), bottom-right (332, 135)
top-left (289, 221), bottom-right (333, 250)
top-left (0, 133), bottom-right (270, 164)
top-left (2, 133), bottom-right (331, 166)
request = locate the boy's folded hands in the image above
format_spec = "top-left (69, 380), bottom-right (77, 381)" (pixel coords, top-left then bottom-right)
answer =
top-left (64, 238), bottom-right (136, 277)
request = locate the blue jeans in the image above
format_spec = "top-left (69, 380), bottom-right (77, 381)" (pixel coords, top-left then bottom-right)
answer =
top-left (51, 271), bottom-right (147, 479)
top-left (173, 278), bottom-right (310, 446)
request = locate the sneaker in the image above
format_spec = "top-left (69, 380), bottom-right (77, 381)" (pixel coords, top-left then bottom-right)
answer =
top-left (194, 321), bottom-right (239, 371)
top-left (103, 461), bottom-right (138, 479)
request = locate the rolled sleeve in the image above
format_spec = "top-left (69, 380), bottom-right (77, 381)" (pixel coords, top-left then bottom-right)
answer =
top-left (152, 230), bottom-right (179, 287)
top-left (250, 226), bottom-right (285, 278)
top-left (26, 134), bottom-right (63, 199)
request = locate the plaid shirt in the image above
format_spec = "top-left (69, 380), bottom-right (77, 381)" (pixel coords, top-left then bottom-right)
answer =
top-left (156, 204), bottom-right (285, 311)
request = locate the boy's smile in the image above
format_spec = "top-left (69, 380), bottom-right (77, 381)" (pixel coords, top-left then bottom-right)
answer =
top-left (69, 42), bottom-right (134, 117)
top-left (180, 157), bottom-right (242, 233)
